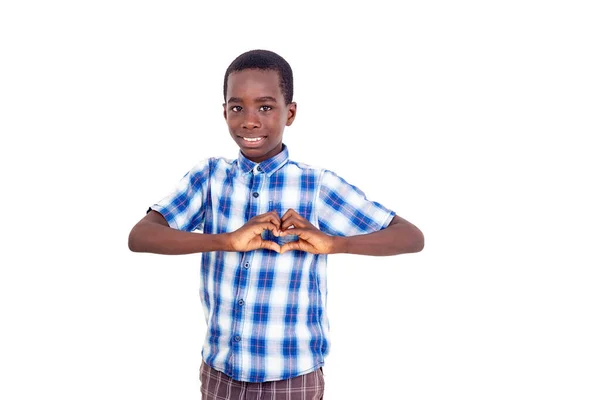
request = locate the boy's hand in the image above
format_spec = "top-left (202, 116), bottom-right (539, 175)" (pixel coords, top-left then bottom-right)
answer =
top-left (227, 211), bottom-right (282, 253)
top-left (279, 209), bottom-right (336, 254)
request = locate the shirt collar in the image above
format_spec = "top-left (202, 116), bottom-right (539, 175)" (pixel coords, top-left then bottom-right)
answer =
top-left (237, 144), bottom-right (289, 176)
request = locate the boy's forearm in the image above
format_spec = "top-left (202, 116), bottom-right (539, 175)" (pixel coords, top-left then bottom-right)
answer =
top-left (331, 217), bottom-right (424, 256)
top-left (128, 222), bottom-right (232, 255)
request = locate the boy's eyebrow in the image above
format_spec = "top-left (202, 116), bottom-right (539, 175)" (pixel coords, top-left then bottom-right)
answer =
top-left (227, 96), bottom-right (278, 104)
top-left (255, 96), bottom-right (277, 102)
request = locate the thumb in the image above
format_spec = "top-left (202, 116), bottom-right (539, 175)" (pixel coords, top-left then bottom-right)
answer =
top-left (280, 240), bottom-right (302, 254)
top-left (261, 240), bottom-right (281, 253)
top-left (284, 228), bottom-right (311, 240)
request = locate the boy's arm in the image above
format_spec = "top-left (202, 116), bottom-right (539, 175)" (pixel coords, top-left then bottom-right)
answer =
top-left (280, 210), bottom-right (424, 256)
top-left (128, 210), bottom-right (282, 255)
top-left (333, 215), bottom-right (424, 255)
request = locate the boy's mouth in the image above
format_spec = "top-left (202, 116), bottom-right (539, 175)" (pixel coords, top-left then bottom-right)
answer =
top-left (239, 136), bottom-right (267, 147)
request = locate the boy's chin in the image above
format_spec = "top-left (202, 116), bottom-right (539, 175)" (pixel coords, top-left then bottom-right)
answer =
top-left (240, 149), bottom-right (270, 162)
top-left (239, 143), bottom-right (283, 163)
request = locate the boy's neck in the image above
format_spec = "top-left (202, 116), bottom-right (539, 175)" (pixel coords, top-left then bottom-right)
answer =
top-left (242, 143), bottom-right (284, 164)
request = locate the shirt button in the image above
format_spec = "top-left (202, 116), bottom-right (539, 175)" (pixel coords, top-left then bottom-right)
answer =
top-left (238, 299), bottom-right (245, 306)
top-left (234, 335), bottom-right (241, 342)
top-left (257, 166), bottom-right (262, 172)
top-left (252, 192), bottom-right (259, 198)
top-left (243, 262), bottom-right (250, 269)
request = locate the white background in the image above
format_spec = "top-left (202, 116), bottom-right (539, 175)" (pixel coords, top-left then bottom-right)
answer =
top-left (1, 1), bottom-right (599, 399)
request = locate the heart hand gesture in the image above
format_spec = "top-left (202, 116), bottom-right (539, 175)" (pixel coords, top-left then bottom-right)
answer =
top-left (226, 209), bottom-right (336, 254)
top-left (279, 209), bottom-right (336, 254)
top-left (227, 211), bottom-right (283, 253)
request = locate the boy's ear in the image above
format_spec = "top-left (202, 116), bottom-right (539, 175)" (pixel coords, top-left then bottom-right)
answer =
top-left (286, 102), bottom-right (297, 126)
top-left (223, 103), bottom-right (227, 120)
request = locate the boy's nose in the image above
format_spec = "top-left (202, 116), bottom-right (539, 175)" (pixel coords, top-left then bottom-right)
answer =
top-left (242, 112), bottom-right (260, 129)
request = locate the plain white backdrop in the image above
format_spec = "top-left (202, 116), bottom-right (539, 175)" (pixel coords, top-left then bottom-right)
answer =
top-left (1, 1), bottom-right (599, 399)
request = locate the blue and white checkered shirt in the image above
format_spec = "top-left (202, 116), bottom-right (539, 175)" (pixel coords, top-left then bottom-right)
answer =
top-left (151, 145), bottom-right (395, 382)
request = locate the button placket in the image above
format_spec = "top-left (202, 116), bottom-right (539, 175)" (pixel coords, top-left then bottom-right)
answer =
top-left (231, 258), bottom-right (249, 348)
top-left (229, 169), bottom-right (264, 369)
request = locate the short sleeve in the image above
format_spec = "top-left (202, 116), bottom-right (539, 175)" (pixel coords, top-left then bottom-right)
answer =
top-left (149, 158), bottom-right (212, 232)
top-left (317, 170), bottom-right (395, 237)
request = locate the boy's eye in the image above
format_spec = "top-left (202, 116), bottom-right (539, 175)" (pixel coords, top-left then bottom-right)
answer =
top-left (259, 105), bottom-right (272, 112)
top-left (230, 106), bottom-right (242, 112)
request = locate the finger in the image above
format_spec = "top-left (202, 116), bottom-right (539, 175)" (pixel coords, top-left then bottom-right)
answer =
top-left (253, 221), bottom-right (281, 236)
top-left (281, 209), bottom-right (311, 226)
top-left (266, 210), bottom-right (282, 224)
top-left (280, 240), bottom-right (302, 254)
top-left (281, 208), bottom-right (300, 221)
top-left (254, 212), bottom-right (281, 228)
top-left (263, 220), bottom-right (281, 236)
top-left (280, 226), bottom-right (312, 239)
top-left (282, 228), bottom-right (312, 240)
top-left (267, 226), bottom-right (282, 237)
top-left (260, 240), bottom-right (281, 253)
top-left (253, 210), bottom-right (280, 222)
top-left (280, 215), bottom-right (307, 231)
top-left (283, 229), bottom-right (331, 254)
top-left (266, 212), bottom-right (283, 235)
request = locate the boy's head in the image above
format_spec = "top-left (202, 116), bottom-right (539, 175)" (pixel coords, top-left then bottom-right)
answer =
top-left (223, 50), bottom-right (297, 163)
top-left (223, 49), bottom-right (294, 105)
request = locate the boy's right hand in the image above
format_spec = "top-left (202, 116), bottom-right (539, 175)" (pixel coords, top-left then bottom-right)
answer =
top-left (226, 211), bottom-right (282, 253)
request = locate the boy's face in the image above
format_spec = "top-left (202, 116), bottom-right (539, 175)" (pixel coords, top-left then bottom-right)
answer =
top-left (224, 69), bottom-right (296, 163)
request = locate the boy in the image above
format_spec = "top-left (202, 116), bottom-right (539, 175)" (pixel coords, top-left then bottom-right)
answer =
top-left (129, 49), bottom-right (424, 399)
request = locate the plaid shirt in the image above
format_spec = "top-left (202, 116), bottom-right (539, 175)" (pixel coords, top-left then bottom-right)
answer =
top-left (151, 145), bottom-right (394, 382)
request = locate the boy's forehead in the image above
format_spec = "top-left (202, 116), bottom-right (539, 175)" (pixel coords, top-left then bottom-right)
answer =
top-left (226, 69), bottom-right (283, 101)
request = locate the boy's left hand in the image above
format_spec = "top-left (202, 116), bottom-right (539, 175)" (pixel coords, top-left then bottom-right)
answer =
top-left (279, 209), bottom-right (336, 254)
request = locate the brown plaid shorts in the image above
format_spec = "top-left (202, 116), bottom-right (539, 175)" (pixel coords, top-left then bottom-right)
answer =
top-left (200, 362), bottom-right (325, 400)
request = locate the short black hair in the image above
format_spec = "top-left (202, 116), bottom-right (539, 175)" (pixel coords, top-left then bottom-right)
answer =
top-left (223, 49), bottom-right (294, 105)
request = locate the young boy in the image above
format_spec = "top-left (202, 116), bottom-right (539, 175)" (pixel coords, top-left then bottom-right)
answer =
top-left (129, 49), bottom-right (424, 399)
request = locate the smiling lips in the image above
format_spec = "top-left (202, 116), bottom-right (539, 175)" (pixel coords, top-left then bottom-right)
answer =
top-left (241, 136), bottom-right (265, 144)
